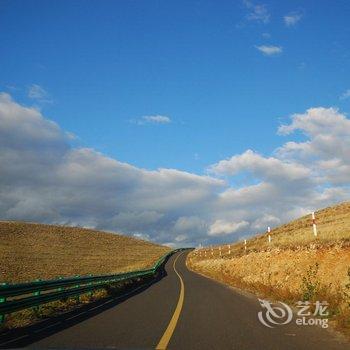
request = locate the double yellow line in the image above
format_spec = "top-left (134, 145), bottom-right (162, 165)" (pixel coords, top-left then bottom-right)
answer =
top-left (156, 252), bottom-right (185, 350)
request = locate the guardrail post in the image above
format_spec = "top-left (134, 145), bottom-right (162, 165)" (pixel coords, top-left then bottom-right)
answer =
top-left (0, 282), bottom-right (7, 324)
top-left (33, 279), bottom-right (41, 314)
top-left (75, 275), bottom-right (80, 302)
top-left (58, 276), bottom-right (63, 292)
top-left (88, 274), bottom-right (93, 297)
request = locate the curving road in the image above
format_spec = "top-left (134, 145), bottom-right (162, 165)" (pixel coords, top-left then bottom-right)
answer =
top-left (0, 251), bottom-right (348, 349)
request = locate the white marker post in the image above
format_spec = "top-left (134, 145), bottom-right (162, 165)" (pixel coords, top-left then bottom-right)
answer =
top-left (244, 239), bottom-right (247, 252)
top-left (228, 244), bottom-right (231, 255)
top-left (268, 226), bottom-right (271, 243)
top-left (219, 246), bottom-right (222, 257)
top-left (211, 247), bottom-right (213, 257)
top-left (312, 212), bottom-right (317, 237)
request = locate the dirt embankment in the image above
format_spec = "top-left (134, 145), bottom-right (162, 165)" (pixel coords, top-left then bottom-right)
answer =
top-left (187, 202), bottom-right (350, 335)
top-left (188, 245), bottom-right (350, 334)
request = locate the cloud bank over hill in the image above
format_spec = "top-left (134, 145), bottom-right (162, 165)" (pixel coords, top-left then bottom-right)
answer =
top-left (0, 93), bottom-right (349, 246)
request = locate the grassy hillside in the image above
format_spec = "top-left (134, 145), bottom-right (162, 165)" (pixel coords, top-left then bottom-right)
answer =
top-left (247, 201), bottom-right (350, 249)
top-left (195, 201), bottom-right (350, 259)
top-left (0, 221), bottom-right (170, 283)
top-left (188, 201), bottom-right (350, 335)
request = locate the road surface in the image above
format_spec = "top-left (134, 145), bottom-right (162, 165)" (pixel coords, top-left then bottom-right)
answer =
top-left (0, 251), bottom-right (348, 349)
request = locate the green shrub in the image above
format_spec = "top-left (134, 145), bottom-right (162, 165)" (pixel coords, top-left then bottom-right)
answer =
top-left (301, 263), bottom-right (320, 301)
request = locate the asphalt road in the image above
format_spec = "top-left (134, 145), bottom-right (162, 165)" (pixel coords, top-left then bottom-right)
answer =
top-left (1, 251), bottom-right (348, 349)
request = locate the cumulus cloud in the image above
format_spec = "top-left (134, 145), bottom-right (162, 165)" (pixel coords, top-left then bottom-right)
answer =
top-left (284, 12), bottom-right (303, 27)
top-left (0, 93), bottom-right (349, 247)
top-left (277, 107), bottom-right (350, 185)
top-left (209, 220), bottom-right (249, 236)
top-left (210, 150), bottom-right (311, 182)
top-left (277, 107), bottom-right (349, 136)
top-left (133, 233), bottom-right (150, 241)
top-left (256, 45), bottom-right (282, 56)
top-left (243, 0), bottom-right (270, 24)
top-left (0, 93), bottom-right (223, 246)
top-left (175, 234), bottom-right (188, 242)
top-left (251, 214), bottom-right (281, 231)
top-left (174, 216), bottom-right (206, 233)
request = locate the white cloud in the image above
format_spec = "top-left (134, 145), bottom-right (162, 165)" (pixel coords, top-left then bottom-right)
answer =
top-left (262, 32), bottom-right (271, 39)
top-left (174, 216), bottom-right (206, 233)
top-left (0, 93), bottom-right (224, 246)
top-left (110, 211), bottom-right (164, 232)
top-left (210, 149), bottom-right (311, 182)
top-left (251, 214), bottom-right (281, 231)
top-left (340, 89), bottom-right (350, 100)
top-left (243, 0), bottom-right (270, 24)
top-left (175, 234), bottom-right (188, 242)
top-left (0, 93), bottom-right (349, 247)
top-left (209, 220), bottom-right (249, 236)
top-left (277, 107), bottom-right (350, 136)
top-left (133, 233), bottom-right (150, 241)
top-left (277, 107), bottom-right (350, 185)
top-left (284, 12), bottom-right (303, 27)
top-left (27, 84), bottom-right (51, 103)
top-left (136, 115), bottom-right (171, 125)
top-left (256, 45), bottom-right (282, 56)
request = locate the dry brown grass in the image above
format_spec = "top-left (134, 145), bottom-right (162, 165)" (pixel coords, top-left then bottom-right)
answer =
top-left (250, 201), bottom-right (350, 249)
top-left (188, 201), bottom-right (350, 337)
top-left (193, 201), bottom-right (350, 259)
top-left (0, 221), bottom-right (170, 283)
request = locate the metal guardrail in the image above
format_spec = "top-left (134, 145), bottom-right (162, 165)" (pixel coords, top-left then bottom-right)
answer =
top-left (0, 249), bottom-right (183, 322)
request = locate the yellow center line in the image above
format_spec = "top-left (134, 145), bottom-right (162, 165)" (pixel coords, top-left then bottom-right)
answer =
top-left (156, 252), bottom-right (185, 350)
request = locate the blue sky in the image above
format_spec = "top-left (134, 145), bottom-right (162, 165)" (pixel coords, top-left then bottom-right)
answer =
top-left (1, 0), bottom-right (350, 173)
top-left (1, 1), bottom-right (350, 246)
